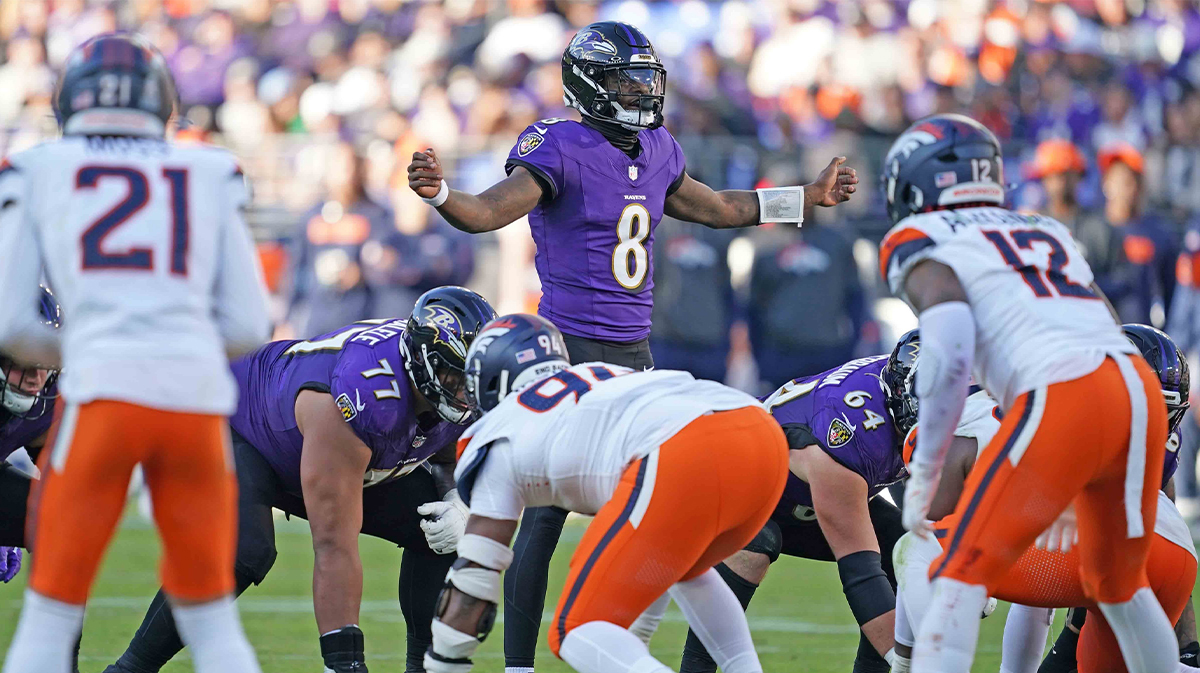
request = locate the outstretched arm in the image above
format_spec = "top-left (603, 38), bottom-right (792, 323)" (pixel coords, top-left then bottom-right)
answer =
top-left (408, 148), bottom-right (543, 234)
top-left (663, 156), bottom-right (858, 229)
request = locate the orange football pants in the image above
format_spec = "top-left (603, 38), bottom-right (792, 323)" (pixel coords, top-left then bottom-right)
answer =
top-left (27, 399), bottom-right (238, 605)
top-left (547, 405), bottom-right (789, 657)
top-left (934, 518), bottom-right (1196, 673)
top-left (932, 356), bottom-right (1168, 605)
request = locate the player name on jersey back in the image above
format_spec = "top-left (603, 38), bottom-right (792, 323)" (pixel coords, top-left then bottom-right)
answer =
top-left (880, 207), bottom-right (1133, 409)
top-left (0, 136), bottom-right (268, 413)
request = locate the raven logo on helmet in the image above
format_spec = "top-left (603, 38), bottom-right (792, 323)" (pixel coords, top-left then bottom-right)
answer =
top-left (568, 29), bottom-right (619, 60)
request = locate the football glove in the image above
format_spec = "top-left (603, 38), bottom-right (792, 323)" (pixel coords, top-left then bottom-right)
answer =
top-left (0, 546), bottom-right (21, 583)
top-left (1035, 505), bottom-right (1079, 554)
top-left (418, 492), bottom-right (469, 555)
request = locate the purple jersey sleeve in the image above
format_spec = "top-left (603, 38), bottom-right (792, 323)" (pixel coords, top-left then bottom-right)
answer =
top-left (807, 398), bottom-right (903, 492)
top-left (505, 121), bottom-right (566, 200)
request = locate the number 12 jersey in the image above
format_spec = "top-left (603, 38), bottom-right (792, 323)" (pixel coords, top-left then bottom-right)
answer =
top-left (880, 206), bottom-right (1133, 409)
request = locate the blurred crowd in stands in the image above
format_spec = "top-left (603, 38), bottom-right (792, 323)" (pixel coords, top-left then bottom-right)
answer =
top-left (11, 0), bottom-right (1200, 493)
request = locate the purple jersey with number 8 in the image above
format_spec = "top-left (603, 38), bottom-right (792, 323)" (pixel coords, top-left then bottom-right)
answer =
top-left (505, 119), bottom-right (687, 342)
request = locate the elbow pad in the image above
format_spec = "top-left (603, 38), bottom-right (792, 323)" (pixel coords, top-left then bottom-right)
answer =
top-left (836, 550), bottom-right (895, 626)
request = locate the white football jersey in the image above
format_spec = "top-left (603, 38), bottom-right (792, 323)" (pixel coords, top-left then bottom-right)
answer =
top-left (882, 207), bottom-right (1133, 409)
top-left (455, 363), bottom-right (761, 521)
top-left (0, 135), bottom-right (270, 414)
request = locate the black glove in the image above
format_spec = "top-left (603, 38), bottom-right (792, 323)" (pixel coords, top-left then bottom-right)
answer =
top-left (1181, 641), bottom-right (1199, 667)
top-left (320, 626), bottom-right (368, 672)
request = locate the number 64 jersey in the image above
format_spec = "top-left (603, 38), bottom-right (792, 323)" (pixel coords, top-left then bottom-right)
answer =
top-left (0, 136), bottom-right (269, 415)
top-left (879, 206), bottom-right (1134, 409)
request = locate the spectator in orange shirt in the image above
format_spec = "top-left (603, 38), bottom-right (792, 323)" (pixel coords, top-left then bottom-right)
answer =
top-left (1095, 142), bottom-right (1177, 327)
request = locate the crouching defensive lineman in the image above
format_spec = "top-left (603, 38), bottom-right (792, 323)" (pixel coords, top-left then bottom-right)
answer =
top-left (424, 314), bottom-right (788, 673)
top-left (103, 287), bottom-right (495, 673)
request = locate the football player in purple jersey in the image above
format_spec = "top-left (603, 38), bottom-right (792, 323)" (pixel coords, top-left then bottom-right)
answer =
top-left (408, 21), bottom-right (858, 671)
top-left (632, 337), bottom-right (917, 673)
top-left (102, 287), bottom-right (495, 673)
top-left (0, 287), bottom-right (61, 584)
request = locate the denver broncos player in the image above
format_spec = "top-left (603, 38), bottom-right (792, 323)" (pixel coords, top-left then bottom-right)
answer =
top-left (892, 325), bottom-right (1196, 673)
top-left (408, 22), bottom-right (857, 671)
top-left (0, 287), bottom-right (60, 583)
top-left (0, 33), bottom-right (270, 673)
top-left (878, 113), bottom-right (1177, 673)
top-left (103, 287), bottom-right (495, 673)
top-left (425, 314), bottom-right (788, 673)
top-left (633, 337), bottom-right (917, 673)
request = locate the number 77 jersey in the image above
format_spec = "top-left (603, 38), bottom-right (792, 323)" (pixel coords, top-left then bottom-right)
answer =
top-left (879, 206), bottom-right (1133, 409)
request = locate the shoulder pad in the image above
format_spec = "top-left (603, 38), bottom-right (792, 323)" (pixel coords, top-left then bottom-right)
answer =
top-left (879, 215), bottom-right (957, 293)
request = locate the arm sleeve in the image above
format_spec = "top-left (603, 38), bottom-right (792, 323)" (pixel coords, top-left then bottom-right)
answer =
top-left (912, 302), bottom-right (975, 471)
top-left (213, 166), bottom-right (271, 357)
top-left (504, 125), bottom-right (565, 201)
top-left (0, 164), bottom-right (60, 367)
top-left (463, 440), bottom-right (525, 521)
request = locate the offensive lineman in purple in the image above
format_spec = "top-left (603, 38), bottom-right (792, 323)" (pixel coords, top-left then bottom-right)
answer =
top-left (765, 356), bottom-right (907, 516)
top-left (231, 319), bottom-right (463, 493)
top-left (670, 354), bottom-right (911, 673)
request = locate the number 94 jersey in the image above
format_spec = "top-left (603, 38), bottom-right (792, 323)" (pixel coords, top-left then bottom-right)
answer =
top-left (504, 119), bottom-right (686, 343)
top-left (880, 207), bottom-right (1133, 409)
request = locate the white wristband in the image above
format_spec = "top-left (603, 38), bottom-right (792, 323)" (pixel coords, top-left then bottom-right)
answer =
top-left (422, 179), bottom-right (450, 207)
top-left (756, 186), bottom-right (804, 226)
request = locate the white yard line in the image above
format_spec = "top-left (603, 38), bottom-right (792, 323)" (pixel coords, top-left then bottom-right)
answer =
top-left (6, 596), bottom-right (860, 634)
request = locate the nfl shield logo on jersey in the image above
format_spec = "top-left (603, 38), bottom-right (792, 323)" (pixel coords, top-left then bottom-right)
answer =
top-left (827, 417), bottom-right (855, 448)
top-left (628, 166), bottom-right (638, 181)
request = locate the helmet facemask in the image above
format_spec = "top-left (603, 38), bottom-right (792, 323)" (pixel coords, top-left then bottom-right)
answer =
top-left (567, 60), bottom-right (666, 132)
top-left (407, 341), bottom-right (474, 425)
top-left (0, 356), bottom-right (56, 419)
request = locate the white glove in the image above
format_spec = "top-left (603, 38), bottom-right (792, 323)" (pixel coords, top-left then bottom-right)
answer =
top-left (1035, 505), bottom-right (1079, 554)
top-left (418, 491), bottom-right (469, 555)
top-left (902, 462), bottom-right (941, 538)
top-left (981, 596), bottom-right (998, 618)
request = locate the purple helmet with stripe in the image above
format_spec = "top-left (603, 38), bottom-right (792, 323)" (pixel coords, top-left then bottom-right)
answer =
top-left (562, 21), bottom-right (666, 131)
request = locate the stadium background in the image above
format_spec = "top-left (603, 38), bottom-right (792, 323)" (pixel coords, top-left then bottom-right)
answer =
top-left (4, 0), bottom-right (1200, 669)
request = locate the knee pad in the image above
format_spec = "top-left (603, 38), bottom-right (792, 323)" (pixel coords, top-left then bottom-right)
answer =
top-left (743, 520), bottom-right (782, 564)
top-left (234, 537), bottom-right (277, 586)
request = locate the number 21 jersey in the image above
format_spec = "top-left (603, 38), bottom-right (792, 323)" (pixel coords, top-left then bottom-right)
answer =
top-left (880, 206), bottom-right (1133, 409)
top-left (0, 135), bottom-right (268, 414)
top-left (505, 120), bottom-right (686, 343)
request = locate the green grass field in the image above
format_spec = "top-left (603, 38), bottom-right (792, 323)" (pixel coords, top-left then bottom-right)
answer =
top-left (2, 513), bottom-right (1065, 672)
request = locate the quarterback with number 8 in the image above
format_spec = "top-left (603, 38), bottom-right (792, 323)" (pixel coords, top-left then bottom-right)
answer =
top-left (408, 21), bottom-right (857, 671)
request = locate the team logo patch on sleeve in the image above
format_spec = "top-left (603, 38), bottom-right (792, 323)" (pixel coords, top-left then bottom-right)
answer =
top-left (335, 393), bottom-right (358, 422)
top-left (517, 132), bottom-right (544, 157)
top-left (827, 417), bottom-right (855, 448)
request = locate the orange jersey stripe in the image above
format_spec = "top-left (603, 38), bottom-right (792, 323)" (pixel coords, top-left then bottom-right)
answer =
top-left (879, 226), bottom-right (933, 281)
